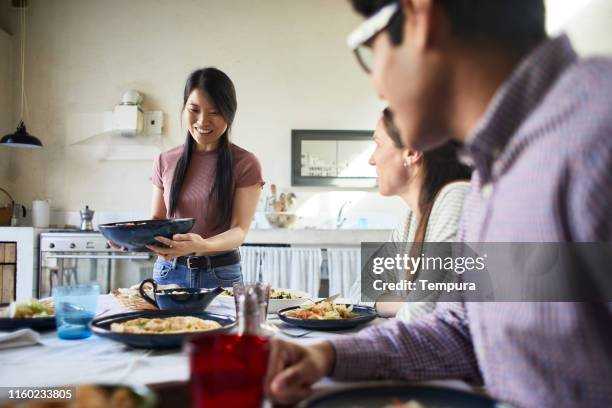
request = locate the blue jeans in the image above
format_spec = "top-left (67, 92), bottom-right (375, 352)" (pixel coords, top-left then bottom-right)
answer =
top-left (152, 257), bottom-right (242, 289)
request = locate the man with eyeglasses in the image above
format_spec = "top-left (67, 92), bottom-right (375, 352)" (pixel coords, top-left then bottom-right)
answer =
top-left (266, 0), bottom-right (612, 406)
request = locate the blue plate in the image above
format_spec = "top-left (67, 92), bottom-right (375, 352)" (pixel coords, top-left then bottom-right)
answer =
top-left (301, 384), bottom-right (501, 408)
top-left (0, 316), bottom-right (56, 331)
top-left (278, 304), bottom-right (377, 331)
top-left (98, 218), bottom-right (195, 252)
top-left (90, 310), bottom-right (235, 349)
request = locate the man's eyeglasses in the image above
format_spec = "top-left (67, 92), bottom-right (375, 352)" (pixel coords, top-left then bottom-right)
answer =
top-left (346, 2), bottom-right (400, 73)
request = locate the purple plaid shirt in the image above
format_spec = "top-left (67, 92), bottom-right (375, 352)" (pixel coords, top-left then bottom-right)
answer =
top-left (330, 35), bottom-right (612, 407)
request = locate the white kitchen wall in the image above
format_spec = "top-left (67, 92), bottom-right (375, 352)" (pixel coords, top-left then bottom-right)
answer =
top-left (546, 0), bottom-right (612, 55)
top-left (2, 0), bottom-right (611, 229)
top-left (1, 0), bottom-right (405, 228)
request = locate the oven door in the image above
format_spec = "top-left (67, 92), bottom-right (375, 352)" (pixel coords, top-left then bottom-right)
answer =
top-left (38, 252), bottom-right (154, 298)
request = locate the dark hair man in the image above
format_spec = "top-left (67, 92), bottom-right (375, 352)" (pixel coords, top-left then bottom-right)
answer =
top-left (266, 1), bottom-right (612, 406)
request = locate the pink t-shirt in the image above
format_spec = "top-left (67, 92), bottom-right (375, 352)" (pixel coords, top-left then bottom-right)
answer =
top-left (151, 143), bottom-right (264, 238)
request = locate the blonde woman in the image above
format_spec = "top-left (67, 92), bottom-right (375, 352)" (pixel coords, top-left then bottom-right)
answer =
top-left (350, 108), bottom-right (471, 321)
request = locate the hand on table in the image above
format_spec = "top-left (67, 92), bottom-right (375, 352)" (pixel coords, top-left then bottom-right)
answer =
top-left (146, 233), bottom-right (205, 260)
top-left (265, 339), bottom-right (336, 405)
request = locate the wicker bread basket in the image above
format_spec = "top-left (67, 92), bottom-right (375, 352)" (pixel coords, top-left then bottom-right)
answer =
top-left (111, 281), bottom-right (158, 311)
top-left (111, 281), bottom-right (183, 311)
top-left (111, 290), bottom-right (158, 311)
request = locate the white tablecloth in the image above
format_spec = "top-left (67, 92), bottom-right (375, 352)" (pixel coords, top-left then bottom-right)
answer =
top-left (0, 295), bottom-right (381, 386)
top-left (0, 295), bottom-right (473, 404)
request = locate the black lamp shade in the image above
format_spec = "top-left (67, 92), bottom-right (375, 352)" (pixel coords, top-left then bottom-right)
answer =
top-left (1, 121), bottom-right (43, 148)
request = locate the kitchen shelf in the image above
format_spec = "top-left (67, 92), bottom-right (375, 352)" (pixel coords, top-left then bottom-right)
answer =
top-left (70, 131), bottom-right (162, 147)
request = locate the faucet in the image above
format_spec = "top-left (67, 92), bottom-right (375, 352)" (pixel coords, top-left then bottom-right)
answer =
top-left (336, 201), bottom-right (352, 229)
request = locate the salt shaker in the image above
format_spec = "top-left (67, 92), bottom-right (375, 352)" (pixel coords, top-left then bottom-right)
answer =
top-left (237, 289), bottom-right (261, 335)
top-left (237, 289), bottom-right (276, 336)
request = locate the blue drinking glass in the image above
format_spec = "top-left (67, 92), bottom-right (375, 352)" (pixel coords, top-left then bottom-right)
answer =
top-left (52, 283), bottom-right (100, 340)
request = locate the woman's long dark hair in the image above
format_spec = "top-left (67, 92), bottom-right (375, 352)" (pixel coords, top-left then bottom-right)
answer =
top-left (382, 108), bottom-right (471, 250)
top-left (168, 68), bottom-right (237, 231)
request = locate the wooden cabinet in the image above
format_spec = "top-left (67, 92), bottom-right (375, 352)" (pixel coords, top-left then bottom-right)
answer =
top-left (0, 242), bottom-right (17, 305)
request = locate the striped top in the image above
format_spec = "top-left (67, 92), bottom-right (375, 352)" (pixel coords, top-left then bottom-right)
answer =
top-left (349, 181), bottom-right (469, 314)
top-left (330, 35), bottom-right (612, 407)
top-left (391, 182), bottom-right (470, 243)
top-left (359, 181), bottom-right (470, 321)
top-left (151, 143), bottom-right (263, 238)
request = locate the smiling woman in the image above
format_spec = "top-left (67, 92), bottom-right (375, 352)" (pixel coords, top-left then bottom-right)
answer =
top-left (147, 68), bottom-right (264, 289)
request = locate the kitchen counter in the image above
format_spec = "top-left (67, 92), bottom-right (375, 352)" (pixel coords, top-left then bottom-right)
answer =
top-left (244, 228), bottom-right (391, 246)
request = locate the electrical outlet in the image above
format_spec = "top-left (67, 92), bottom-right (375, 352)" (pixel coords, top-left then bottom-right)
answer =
top-left (144, 111), bottom-right (163, 135)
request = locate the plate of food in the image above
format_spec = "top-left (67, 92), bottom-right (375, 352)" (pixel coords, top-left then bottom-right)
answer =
top-left (277, 300), bottom-right (376, 331)
top-left (0, 298), bottom-right (56, 331)
top-left (300, 384), bottom-right (501, 408)
top-left (98, 218), bottom-right (195, 252)
top-left (218, 287), bottom-right (309, 313)
top-left (90, 309), bottom-right (235, 348)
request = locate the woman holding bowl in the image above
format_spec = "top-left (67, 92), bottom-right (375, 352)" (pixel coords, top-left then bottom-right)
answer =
top-left (147, 67), bottom-right (263, 289)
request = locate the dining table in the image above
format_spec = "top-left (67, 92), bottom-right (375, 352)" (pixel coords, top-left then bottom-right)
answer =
top-left (0, 294), bottom-right (476, 407)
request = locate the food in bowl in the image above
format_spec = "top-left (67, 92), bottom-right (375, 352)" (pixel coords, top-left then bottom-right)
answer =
top-left (110, 316), bottom-right (221, 334)
top-left (265, 212), bottom-right (297, 228)
top-left (98, 218), bottom-right (195, 252)
top-left (285, 301), bottom-right (357, 320)
top-left (219, 287), bottom-right (308, 313)
top-left (0, 298), bottom-right (54, 318)
top-left (222, 288), bottom-right (304, 300)
top-left (384, 400), bottom-right (426, 408)
top-left (138, 279), bottom-right (223, 311)
top-left (270, 289), bottom-right (303, 299)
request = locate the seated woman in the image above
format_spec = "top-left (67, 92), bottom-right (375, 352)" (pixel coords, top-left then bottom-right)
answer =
top-left (146, 67), bottom-right (264, 289)
top-left (350, 108), bottom-right (471, 321)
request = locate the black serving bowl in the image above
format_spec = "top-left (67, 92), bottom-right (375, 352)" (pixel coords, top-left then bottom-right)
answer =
top-left (98, 218), bottom-right (195, 252)
top-left (139, 278), bottom-right (223, 311)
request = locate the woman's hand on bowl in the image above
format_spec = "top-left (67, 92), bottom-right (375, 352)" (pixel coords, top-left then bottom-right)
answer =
top-left (107, 240), bottom-right (128, 252)
top-left (146, 233), bottom-right (205, 260)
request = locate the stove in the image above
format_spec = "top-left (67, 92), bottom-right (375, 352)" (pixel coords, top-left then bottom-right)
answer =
top-left (41, 231), bottom-right (112, 252)
top-left (38, 231), bottom-right (153, 297)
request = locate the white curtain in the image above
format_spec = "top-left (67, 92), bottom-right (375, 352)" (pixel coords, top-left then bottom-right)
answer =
top-left (260, 247), bottom-right (322, 297)
top-left (239, 246), bottom-right (262, 282)
top-left (327, 247), bottom-right (361, 300)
